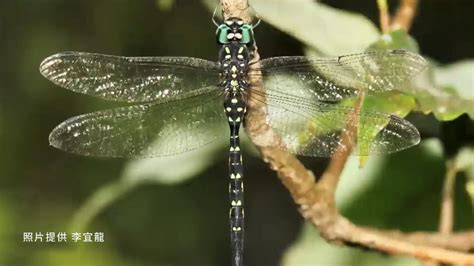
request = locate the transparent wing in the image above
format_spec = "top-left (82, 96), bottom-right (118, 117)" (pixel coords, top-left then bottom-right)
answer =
top-left (49, 90), bottom-right (227, 158)
top-left (40, 52), bottom-right (220, 103)
top-left (251, 49), bottom-right (427, 101)
top-left (249, 90), bottom-right (420, 156)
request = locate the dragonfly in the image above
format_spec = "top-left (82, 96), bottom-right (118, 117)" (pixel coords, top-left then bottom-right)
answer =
top-left (40, 17), bottom-right (427, 266)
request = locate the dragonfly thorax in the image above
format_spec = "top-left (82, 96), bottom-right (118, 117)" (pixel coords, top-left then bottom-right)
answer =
top-left (216, 17), bottom-right (255, 96)
top-left (219, 42), bottom-right (250, 94)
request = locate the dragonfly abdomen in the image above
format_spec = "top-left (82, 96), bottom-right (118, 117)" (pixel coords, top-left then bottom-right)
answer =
top-left (219, 26), bottom-right (251, 266)
top-left (223, 86), bottom-right (247, 266)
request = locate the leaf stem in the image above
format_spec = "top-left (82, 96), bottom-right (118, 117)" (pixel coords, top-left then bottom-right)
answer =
top-left (377, 0), bottom-right (390, 33)
top-left (392, 0), bottom-right (418, 31)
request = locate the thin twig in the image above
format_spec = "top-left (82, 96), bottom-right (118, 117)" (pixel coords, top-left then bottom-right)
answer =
top-left (440, 160), bottom-right (457, 235)
top-left (425, 160), bottom-right (459, 266)
top-left (222, 0), bottom-right (474, 265)
top-left (345, 224), bottom-right (474, 265)
top-left (391, 0), bottom-right (418, 31)
top-left (363, 228), bottom-right (474, 252)
top-left (377, 0), bottom-right (418, 33)
top-left (376, 0), bottom-right (390, 33)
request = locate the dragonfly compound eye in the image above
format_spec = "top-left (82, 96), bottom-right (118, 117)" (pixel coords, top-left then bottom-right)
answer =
top-left (216, 24), bottom-right (231, 44)
top-left (239, 24), bottom-right (254, 47)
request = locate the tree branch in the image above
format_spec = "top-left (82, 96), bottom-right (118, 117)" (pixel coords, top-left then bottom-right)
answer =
top-left (221, 0), bottom-right (474, 265)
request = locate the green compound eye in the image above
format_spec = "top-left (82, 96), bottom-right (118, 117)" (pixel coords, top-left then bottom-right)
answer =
top-left (216, 24), bottom-right (230, 44)
top-left (240, 24), bottom-right (254, 46)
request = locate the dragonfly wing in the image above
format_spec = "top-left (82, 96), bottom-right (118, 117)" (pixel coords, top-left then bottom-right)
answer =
top-left (40, 52), bottom-right (220, 103)
top-left (49, 90), bottom-right (227, 158)
top-left (248, 90), bottom-right (420, 156)
top-left (254, 50), bottom-right (427, 101)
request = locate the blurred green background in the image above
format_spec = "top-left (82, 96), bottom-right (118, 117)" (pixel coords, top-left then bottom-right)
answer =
top-left (0, 0), bottom-right (473, 265)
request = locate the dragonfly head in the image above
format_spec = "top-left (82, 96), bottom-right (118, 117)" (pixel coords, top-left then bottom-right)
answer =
top-left (216, 17), bottom-right (255, 47)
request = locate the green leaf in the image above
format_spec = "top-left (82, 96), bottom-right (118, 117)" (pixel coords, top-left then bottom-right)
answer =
top-left (362, 92), bottom-right (416, 118)
top-left (456, 147), bottom-right (474, 175)
top-left (361, 29), bottom-right (419, 134)
top-left (435, 61), bottom-right (474, 100)
top-left (325, 92), bottom-right (417, 160)
top-left (156, 0), bottom-right (175, 11)
top-left (251, 0), bottom-right (380, 55)
top-left (408, 61), bottom-right (474, 121)
top-left (123, 141), bottom-right (224, 185)
top-left (368, 31), bottom-right (473, 120)
top-left (455, 147), bottom-right (474, 208)
top-left (368, 29), bottom-right (420, 52)
top-left (358, 92), bottom-right (416, 162)
top-left (433, 61), bottom-right (474, 119)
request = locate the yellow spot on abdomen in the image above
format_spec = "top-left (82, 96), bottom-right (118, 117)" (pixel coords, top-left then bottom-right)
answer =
top-left (231, 200), bottom-right (242, 206)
